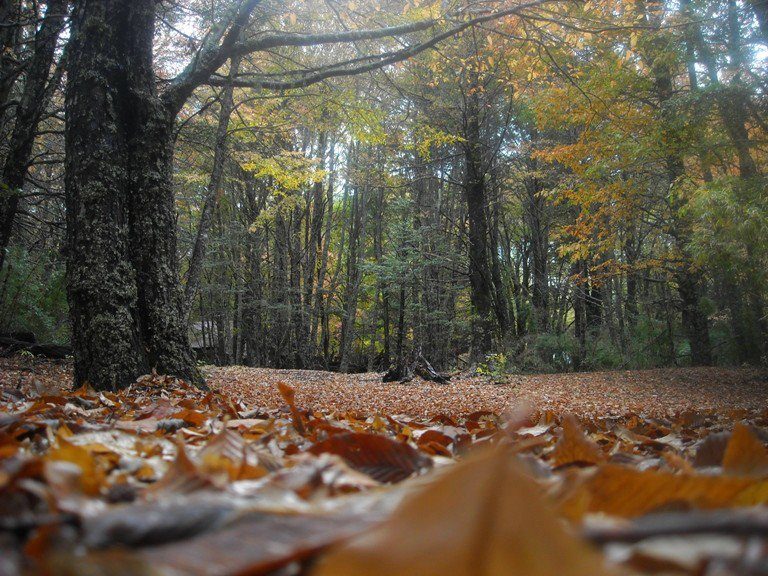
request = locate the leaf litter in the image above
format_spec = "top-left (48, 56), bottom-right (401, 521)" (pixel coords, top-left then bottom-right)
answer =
top-left (2, 356), bottom-right (768, 575)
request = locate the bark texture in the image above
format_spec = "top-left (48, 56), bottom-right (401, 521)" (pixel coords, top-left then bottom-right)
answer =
top-left (66, 0), bottom-right (197, 389)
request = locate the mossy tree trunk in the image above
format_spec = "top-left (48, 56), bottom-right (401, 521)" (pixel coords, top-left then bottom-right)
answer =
top-left (66, 0), bottom-right (197, 390)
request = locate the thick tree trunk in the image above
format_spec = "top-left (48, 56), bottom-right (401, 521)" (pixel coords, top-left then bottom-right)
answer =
top-left (463, 93), bottom-right (494, 361)
top-left (66, 0), bottom-right (148, 388)
top-left (0, 0), bottom-right (66, 274)
top-left (66, 0), bottom-right (197, 389)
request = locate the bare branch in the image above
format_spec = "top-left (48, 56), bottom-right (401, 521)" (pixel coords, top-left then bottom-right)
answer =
top-left (208, 0), bottom-right (561, 91)
top-left (163, 0), bottom-right (264, 114)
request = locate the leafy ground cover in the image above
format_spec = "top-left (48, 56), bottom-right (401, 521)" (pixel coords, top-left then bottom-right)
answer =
top-left (2, 356), bottom-right (768, 575)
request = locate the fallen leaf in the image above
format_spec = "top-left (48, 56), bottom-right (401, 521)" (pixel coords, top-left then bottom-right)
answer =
top-left (722, 423), bottom-right (768, 476)
top-left (308, 432), bottom-right (432, 483)
top-left (278, 381), bottom-right (306, 436)
top-left (313, 446), bottom-right (612, 576)
top-left (551, 415), bottom-right (605, 468)
top-left (560, 464), bottom-right (768, 519)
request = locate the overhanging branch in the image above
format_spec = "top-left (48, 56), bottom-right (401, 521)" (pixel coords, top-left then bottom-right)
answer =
top-left (208, 0), bottom-right (561, 91)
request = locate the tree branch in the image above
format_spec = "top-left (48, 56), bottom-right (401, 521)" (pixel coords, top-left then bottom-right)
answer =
top-left (209, 0), bottom-right (560, 91)
top-left (163, 0), bottom-right (264, 114)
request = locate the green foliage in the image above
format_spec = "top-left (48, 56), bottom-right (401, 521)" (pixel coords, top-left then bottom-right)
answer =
top-left (514, 334), bottom-right (575, 373)
top-left (475, 352), bottom-right (509, 381)
top-left (0, 247), bottom-right (69, 343)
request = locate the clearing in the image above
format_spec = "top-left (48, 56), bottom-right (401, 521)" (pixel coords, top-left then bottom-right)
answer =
top-left (4, 357), bottom-right (767, 417)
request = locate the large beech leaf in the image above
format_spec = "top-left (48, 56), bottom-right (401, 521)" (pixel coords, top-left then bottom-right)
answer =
top-left (308, 432), bottom-right (432, 483)
top-left (560, 464), bottom-right (768, 519)
top-left (722, 423), bottom-right (768, 476)
top-left (550, 415), bottom-right (605, 468)
top-left (312, 447), bottom-right (612, 576)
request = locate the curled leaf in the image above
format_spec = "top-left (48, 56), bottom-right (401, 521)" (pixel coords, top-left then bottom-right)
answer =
top-left (308, 432), bottom-right (432, 483)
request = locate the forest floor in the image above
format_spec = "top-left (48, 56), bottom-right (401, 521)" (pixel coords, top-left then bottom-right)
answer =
top-left (208, 365), bottom-right (768, 418)
top-left (3, 357), bottom-right (767, 417)
top-left (5, 355), bottom-right (768, 575)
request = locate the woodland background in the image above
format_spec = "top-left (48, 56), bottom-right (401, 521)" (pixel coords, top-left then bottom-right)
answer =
top-left (2, 0), bottom-right (767, 375)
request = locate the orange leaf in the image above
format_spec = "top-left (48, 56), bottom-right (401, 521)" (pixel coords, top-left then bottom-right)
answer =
top-left (277, 381), bottom-right (306, 436)
top-left (47, 437), bottom-right (104, 496)
top-left (723, 423), bottom-right (768, 476)
top-left (313, 447), bottom-right (612, 576)
top-left (560, 464), bottom-right (768, 520)
top-left (550, 415), bottom-right (605, 468)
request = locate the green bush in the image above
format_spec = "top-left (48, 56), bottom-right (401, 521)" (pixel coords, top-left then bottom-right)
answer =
top-left (0, 247), bottom-right (69, 343)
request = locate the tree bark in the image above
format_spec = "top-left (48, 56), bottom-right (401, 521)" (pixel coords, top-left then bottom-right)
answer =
top-left (0, 0), bottom-right (22, 136)
top-left (639, 0), bottom-right (712, 365)
top-left (523, 153), bottom-right (549, 333)
top-left (463, 91), bottom-right (494, 361)
top-left (66, 0), bottom-right (197, 389)
top-left (749, 0), bottom-right (768, 43)
top-left (338, 145), bottom-right (368, 372)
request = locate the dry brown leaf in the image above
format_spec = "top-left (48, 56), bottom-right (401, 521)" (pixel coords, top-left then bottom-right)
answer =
top-left (141, 511), bottom-right (378, 576)
top-left (560, 464), bottom-right (768, 520)
top-left (693, 431), bottom-right (731, 468)
top-left (550, 415), bottom-right (605, 468)
top-left (313, 446), bottom-right (612, 576)
top-left (149, 442), bottom-right (215, 495)
top-left (46, 437), bottom-right (104, 496)
top-left (278, 381), bottom-right (306, 436)
top-left (308, 432), bottom-right (432, 483)
top-left (722, 422), bottom-right (768, 476)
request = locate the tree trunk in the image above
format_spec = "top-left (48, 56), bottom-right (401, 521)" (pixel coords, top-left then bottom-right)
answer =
top-left (304, 130), bottom-right (327, 363)
top-left (749, 0), bottom-right (768, 43)
top-left (310, 137), bottom-right (335, 357)
top-left (0, 0), bottom-right (22, 136)
top-left (66, 0), bottom-right (197, 389)
top-left (572, 263), bottom-right (587, 370)
top-left (489, 169), bottom-right (511, 339)
top-left (0, 0), bottom-right (66, 274)
top-left (524, 156), bottom-right (549, 333)
top-left (184, 55), bottom-right (241, 312)
top-left (242, 176), bottom-right (266, 366)
top-left (463, 92), bottom-right (494, 361)
top-left (639, 0), bottom-right (712, 365)
top-left (338, 146), bottom-right (368, 372)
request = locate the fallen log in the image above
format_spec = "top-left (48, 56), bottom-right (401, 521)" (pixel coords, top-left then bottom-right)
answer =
top-left (0, 331), bottom-right (36, 344)
top-left (0, 337), bottom-right (71, 359)
top-left (383, 353), bottom-right (450, 384)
